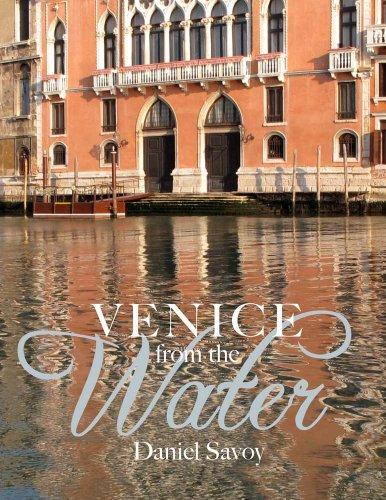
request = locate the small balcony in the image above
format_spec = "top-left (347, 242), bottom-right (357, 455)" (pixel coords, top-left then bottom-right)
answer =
top-left (93, 69), bottom-right (117, 95)
top-left (256, 53), bottom-right (287, 83)
top-left (329, 48), bottom-right (358, 78)
top-left (42, 75), bottom-right (67, 99)
top-left (367, 25), bottom-right (386, 51)
top-left (117, 56), bottom-right (251, 91)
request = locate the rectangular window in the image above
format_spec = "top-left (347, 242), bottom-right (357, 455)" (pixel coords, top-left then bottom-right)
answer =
top-left (338, 82), bottom-right (356, 120)
top-left (102, 99), bottom-right (116, 132)
top-left (19, 0), bottom-right (30, 41)
top-left (266, 86), bottom-right (284, 123)
top-left (379, 63), bottom-right (386, 97)
top-left (52, 103), bottom-right (65, 135)
top-left (383, 0), bottom-right (386, 24)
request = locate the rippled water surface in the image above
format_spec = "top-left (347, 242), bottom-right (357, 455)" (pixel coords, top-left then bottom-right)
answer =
top-left (0, 216), bottom-right (384, 499)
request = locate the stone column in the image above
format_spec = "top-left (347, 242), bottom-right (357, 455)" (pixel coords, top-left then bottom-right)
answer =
top-left (202, 17), bottom-right (213, 59)
top-left (223, 15), bottom-right (235, 57)
top-left (96, 30), bottom-right (105, 69)
top-left (162, 22), bottom-right (172, 63)
top-left (181, 20), bottom-right (192, 60)
top-left (123, 27), bottom-right (133, 67)
top-left (141, 25), bottom-right (152, 65)
top-left (245, 13), bottom-right (251, 56)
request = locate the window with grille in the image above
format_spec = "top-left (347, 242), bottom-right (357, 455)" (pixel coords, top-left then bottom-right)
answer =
top-left (52, 103), bottom-right (65, 135)
top-left (267, 134), bottom-right (285, 160)
top-left (266, 86), bottom-right (284, 123)
top-left (104, 142), bottom-right (118, 164)
top-left (53, 144), bottom-right (66, 166)
top-left (338, 82), bottom-right (356, 119)
top-left (102, 99), bottom-right (116, 132)
top-left (339, 133), bottom-right (357, 158)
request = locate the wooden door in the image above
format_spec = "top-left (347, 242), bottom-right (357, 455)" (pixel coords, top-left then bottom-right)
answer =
top-left (144, 135), bottom-right (174, 193)
top-left (205, 133), bottom-right (239, 192)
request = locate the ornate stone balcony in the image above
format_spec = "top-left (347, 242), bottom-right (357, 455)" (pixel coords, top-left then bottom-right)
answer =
top-left (329, 48), bottom-right (358, 78)
top-left (42, 74), bottom-right (67, 99)
top-left (93, 69), bottom-right (117, 95)
top-left (367, 25), bottom-right (386, 51)
top-left (117, 56), bottom-right (251, 91)
top-left (256, 53), bottom-right (287, 83)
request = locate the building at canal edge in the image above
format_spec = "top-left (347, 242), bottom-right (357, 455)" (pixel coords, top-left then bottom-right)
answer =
top-left (1, 0), bottom-right (386, 198)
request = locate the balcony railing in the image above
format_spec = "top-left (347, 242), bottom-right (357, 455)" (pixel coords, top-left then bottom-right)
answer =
top-left (42, 75), bottom-right (67, 99)
top-left (117, 56), bottom-right (251, 89)
top-left (329, 48), bottom-right (358, 78)
top-left (367, 25), bottom-right (386, 50)
top-left (256, 53), bottom-right (287, 82)
top-left (93, 70), bottom-right (117, 94)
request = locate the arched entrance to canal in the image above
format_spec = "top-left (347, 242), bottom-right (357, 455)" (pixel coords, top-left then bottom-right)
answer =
top-left (204, 95), bottom-right (241, 192)
top-left (143, 99), bottom-right (176, 193)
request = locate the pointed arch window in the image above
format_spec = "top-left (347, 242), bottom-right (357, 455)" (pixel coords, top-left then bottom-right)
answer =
top-left (132, 12), bottom-right (145, 66)
top-left (150, 10), bottom-right (164, 64)
top-left (190, 4), bottom-right (205, 60)
top-left (233, 0), bottom-right (248, 56)
top-left (340, 0), bottom-right (356, 48)
top-left (54, 22), bottom-right (65, 75)
top-left (170, 7), bottom-right (184, 62)
top-left (211, 2), bottom-right (227, 58)
top-left (104, 14), bottom-right (117, 69)
top-left (20, 64), bottom-right (30, 116)
top-left (268, 0), bottom-right (284, 53)
top-left (144, 100), bottom-right (175, 130)
top-left (205, 96), bottom-right (241, 126)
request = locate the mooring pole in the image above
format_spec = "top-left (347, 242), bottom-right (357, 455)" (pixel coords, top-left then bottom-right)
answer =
top-left (317, 145), bottom-right (321, 215)
top-left (22, 153), bottom-right (28, 218)
top-left (43, 151), bottom-right (48, 203)
top-left (292, 150), bottom-right (297, 216)
top-left (111, 148), bottom-right (117, 218)
top-left (343, 144), bottom-right (349, 216)
top-left (74, 156), bottom-right (79, 202)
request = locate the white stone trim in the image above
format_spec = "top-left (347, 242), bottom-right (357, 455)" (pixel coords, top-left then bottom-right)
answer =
top-left (49, 141), bottom-right (68, 169)
top-left (333, 129), bottom-right (360, 162)
top-left (99, 139), bottom-right (119, 169)
top-left (260, 0), bottom-right (287, 55)
top-left (96, 9), bottom-right (118, 70)
top-left (263, 131), bottom-right (287, 163)
top-left (47, 16), bottom-right (67, 76)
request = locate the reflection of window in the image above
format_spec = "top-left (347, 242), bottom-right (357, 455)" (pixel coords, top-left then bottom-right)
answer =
top-left (338, 82), bottom-right (356, 119)
top-left (144, 100), bottom-right (175, 129)
top-left (104, 15), bottom-right (117, 69)
top-left (211, 1), bottom-right (227, 58)
top-left (190, 4), bottom-right (205, 60)
top-left (150, 10), bottom-right (164, 64)
top-left (53, 144), bottom-right (66, 165)
top-left (233, 0), bottom-right (248, 56)
top-left (132, 13), bottom-right (144, 65)
top-left (20, 64), bottom-right (30, 116)
top-left (54, 22), bottom-right (65, 74)
top-left (102, 99), bottom-right (116, 132)
top-left (266, 86), bottom-right (283, 123)
top-left (339, 132), bottom-right (357, 158)
top-left (104, 142), bottom-right (118, 164)
top-left (206, 96), bottom-right (241, 126)
top-left (52, 102), bottom-right (65, 135)
top-left (268, 0), bottom-right (284, 53)
top-left (268, 134), bottom-right (285, 159)
top-left (340, 0), bottom-right (356, 48)
top-left (170, 7), bottom-right (184, 62)
top-left (19, 0), bottom-right (30, 41)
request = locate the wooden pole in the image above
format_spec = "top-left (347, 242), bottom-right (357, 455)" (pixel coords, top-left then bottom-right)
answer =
top-left (343, 144), bottom-right (349, 216)
top-left (23, 154), bottom-right (28, 218)
top-left (74, 156), bottom-right (79, 202)
top-left (292, 150), bottom-right (297, 216)
top-left (317, 145), bottom-right (321, 215)
top-left (111, 148), bottom-right (117, 218)
top-left (43, 151), bottom-right (48, 203)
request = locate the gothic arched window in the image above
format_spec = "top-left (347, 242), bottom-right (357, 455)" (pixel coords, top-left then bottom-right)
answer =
top-left (233, 0), bottom-right (248, 56)
top-left (144, 100), bottom-right (175, 130)
top-left (190, 4), bottom-right (205, 60)
top-left (268, 0), bottom-right (284, 53)
top-left (104, 14), bottom-right (117, 69)
top-left (211, 1), bottom-right (227, 58)
top-left (170, 7), bottom-right (184, 62)
top-left (132, 13), bottom-right (145, 65)
top-left (205, 96), bottom-right (241, 126)
top-left (150, 9), bottom-right (164, 64)
top-left (54, 22), bottom-right (65, 74)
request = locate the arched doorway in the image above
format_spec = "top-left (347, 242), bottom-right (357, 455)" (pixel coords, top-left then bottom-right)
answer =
top-left (143, 100), bottom-right (176, 193)
top-left (205, 96), bottom-right (241, 192)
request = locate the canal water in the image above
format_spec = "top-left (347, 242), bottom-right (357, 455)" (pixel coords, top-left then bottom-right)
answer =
top-left (0, 216), bottom-right (384, 499)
